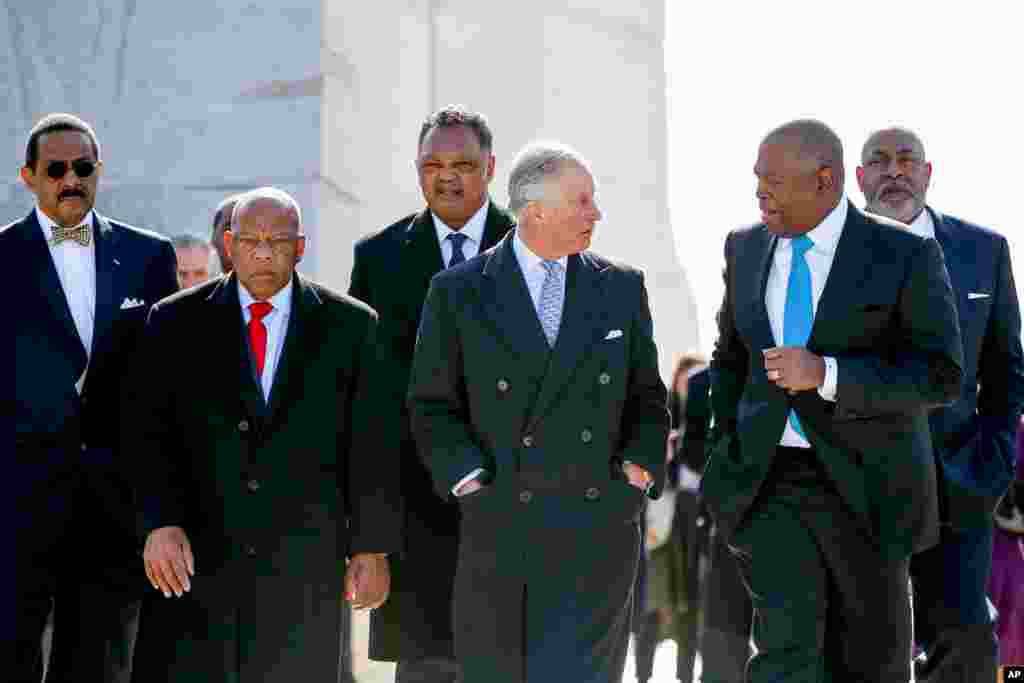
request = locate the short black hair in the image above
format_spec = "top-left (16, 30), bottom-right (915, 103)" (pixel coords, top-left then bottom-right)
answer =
top-left (212, 194), bottom-right (241, 235)
top-left (418, 105), bottom-right (493, 155)
top-left (24, 113), bottom-right (101, 169)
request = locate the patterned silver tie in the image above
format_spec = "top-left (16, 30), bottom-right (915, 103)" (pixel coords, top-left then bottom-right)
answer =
top-left (538, 260), bottom-right (564, 347)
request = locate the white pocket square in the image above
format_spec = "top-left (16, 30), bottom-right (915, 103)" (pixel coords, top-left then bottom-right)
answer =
top-left (605, 329), bottom-right (623, 340)
top-left (968, 292), bottom-right (991, 300)
top-left (120, 297), bottom-right (146, 310)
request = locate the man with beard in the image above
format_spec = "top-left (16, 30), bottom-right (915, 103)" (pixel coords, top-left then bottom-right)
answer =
top-left (348, 105), bottom-right (515, 682)
top-left (2, 113), bottom-right (178, 682)
top-left (858, 127), bottom-right (1024, 682)
top-left (703, 119), bottom-right (963, 682)
top-left (408, 140), bottom-right (668, 682)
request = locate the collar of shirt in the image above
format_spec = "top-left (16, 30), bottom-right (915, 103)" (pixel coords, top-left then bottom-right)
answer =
top-left (35, 205), bottom-right (95, 242)
top-left (780, 195), bottom-right (847, 256)
top-left (432, 199), bottom-right (490, 249)
top-left (907, 206), bottom-right (936, 239)
top-left (238, 277), bottom-right (294, 323)
top-left (511, 229), bottom-right (568, 274)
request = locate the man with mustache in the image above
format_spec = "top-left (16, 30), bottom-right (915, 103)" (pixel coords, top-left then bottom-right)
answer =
top-left (2, 113), bottom-right (178, 682)
top-left (858, 127), bottom-right (1024, 682)
top-left (704, 119), bottom-right (963, 682)
top-left (408, 140), bottom-right (668, 682)
top-left (348, 105), bottom-right (515, 682)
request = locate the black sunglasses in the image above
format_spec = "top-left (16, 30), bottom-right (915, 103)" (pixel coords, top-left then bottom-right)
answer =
top-left (45, 159), bottom-right (96, 180)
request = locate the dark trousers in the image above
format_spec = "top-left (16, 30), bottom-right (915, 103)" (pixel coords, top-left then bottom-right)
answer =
top-left (397, 656), bottom-right (459, 683)
top-left (729, 447), bottom-right (912, 683)
top-left (700, 528), bottom-right (752, 683)
top-left (910, 524), bottom-right (998, 682)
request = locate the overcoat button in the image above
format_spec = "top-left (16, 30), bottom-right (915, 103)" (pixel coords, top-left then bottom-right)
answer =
top-left (245, 545), bottom-right (257, 557)
top-left (522, 435), bottom-right (534, 447)
top-left (247, 479), bottom-right (260, 493)
top-left (80, 443), bottom-right (87, 452)
top-left (519, 490), bottom-right (533, 504)
top-left (581, 429), bottom-right (593, 443)
top-left (585, 487), bottom-right (600, 500)
top-left (238, 420), bottom-right (249, 432)
top-left (599, 373), bottom-right (611, 385)
top-left (497, 379), bottom-right (510, 392)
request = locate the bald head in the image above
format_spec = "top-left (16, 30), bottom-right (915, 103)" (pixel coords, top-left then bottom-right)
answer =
top-left (233, 187), bottom-right (302, 231)
top-left (225, 187), bottom-right (306, 300)
top-left (861, 126), bottom-right (926, 165)
top-left (762, 119), bottom-right (845, 186)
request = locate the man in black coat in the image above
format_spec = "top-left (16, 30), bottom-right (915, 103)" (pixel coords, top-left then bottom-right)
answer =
top-left (129, 188), bottom-right (400, 682)
top-left (348, 105), bottom-right (513, 683)
top-left (3, 113), bottom-right (178, 682)
top-left (857, 127), bottom-right (1024, 682)
top-left (704, 119), bottom-right (963, 682)
top-left (408, 140), bottom-right (668, 683)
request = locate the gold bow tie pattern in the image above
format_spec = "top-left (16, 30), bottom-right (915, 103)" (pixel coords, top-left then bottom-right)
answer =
top-left (51, 223), bottom-right (91, 246)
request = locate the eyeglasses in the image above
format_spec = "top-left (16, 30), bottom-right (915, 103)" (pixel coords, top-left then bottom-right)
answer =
top-left (45, 159), bottom-right (96, 180)
top-left (232, 231), bottom-right (305, 254)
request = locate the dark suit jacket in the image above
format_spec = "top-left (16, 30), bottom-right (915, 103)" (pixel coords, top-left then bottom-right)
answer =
top-left (703, 203), bottom-right (964, 561)
top-left (128, 273), bottom-right (401, 682)
top-left (923, 207), bottom-right (1024, 529)
top-left (408, 233), bottom-right (669, 682)
top-left (4, 209), bottom-right (177, 587)
top-left (348, 202), bottom-right (513, 660)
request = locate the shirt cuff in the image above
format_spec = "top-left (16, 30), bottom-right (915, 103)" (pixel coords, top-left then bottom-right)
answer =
top-left (818, 356), bottom-right (838, 402)
top-left (452, 468), bottom-right (486, 495)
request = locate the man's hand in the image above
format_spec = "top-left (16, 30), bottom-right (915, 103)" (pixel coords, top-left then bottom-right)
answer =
top-left (455, 478), bottom-right (483, 497)
top-left (623, 462), bottom-right (653, 491)
top-left (665, 429), bottom-right (681, 464)
top-left (144, 526), bottom-right (194, 598)
top-left (345, 553), bottom-right (390, 611)
top-left (763, 346), bottom-right (825, 393)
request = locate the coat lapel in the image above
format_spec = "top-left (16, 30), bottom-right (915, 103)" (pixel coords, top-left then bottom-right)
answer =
top-left (929, 207), bottom-right (962, 294)
top-left (735, 226), bottom-right (777, 351)
top-left (402, 210), bottom-right (445, 293)
top-left (478, 233), bottom-right (551, 364)
top-left (212, 274), bottom-right (267, 422)
top-left (525, 251), bottom-right (608, 431)
top-left (91, 214), bottom-right (119, 357)
top-left (267, 274), bottom-right (325, 425)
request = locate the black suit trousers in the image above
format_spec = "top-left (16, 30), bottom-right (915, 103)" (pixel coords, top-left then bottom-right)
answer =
top-left (728, 448), bottom-right (912, 683)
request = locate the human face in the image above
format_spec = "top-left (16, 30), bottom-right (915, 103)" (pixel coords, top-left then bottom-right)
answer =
top-left (530, 165), bottom-right (602, 259)
top-left (223, 199), bottom-right (305, 300)
top-left (175, 246), bottom-right (212, 290)
top-left (212, 205), bottom-right (235, 272)
top-left (20, 130), bottom-right (102, 228)
top-left (857, 130), bottom-right (932, 224)
top-left (417, 125), bottom-right (495, 229)
top-left (754, 142), bottom-right (829, 236)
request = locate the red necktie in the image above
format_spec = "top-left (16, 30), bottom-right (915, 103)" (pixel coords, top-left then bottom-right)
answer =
top-left (248, 302), bottom-right (274, 377)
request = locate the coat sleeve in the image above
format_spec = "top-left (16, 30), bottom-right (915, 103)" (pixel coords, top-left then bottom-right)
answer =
top-left (708, 233), bottom-right (748, 448)
top-left (345, 309), bottom-right (403, 556)
top-left (616, 272), bottom-right (670, 497)
top-left (407, 275), bottom-right (488, 499)
top-left (348, 241), bottom-right (370, 305)
top-left (835, 237), bottom-right (964, 415)
top-left (975, 236), bottom-right (1024, 487)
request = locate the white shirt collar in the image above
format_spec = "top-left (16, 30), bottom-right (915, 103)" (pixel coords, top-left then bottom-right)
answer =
top-left (432, 199), bottom-right (489, 246)
top-left (908, 207), bottom-right (936, 239)
top-left (785, 195), bottom-right (847, 254)
top-left (512, 229), bottom-right (568, 272)
top-left (238, 276), bottom-right (294, 315)
top-left (35, 205), bottom-right (95, 241)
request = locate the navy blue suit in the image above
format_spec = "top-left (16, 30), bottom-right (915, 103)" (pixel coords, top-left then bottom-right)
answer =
top-left (2, 209), bottom-right (177, 682)
top-left (909, 207), bottom-right (1024, 682)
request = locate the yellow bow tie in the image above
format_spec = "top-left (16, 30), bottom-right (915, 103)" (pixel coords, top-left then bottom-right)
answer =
top-left (51, 223), bottom-right (91, 246)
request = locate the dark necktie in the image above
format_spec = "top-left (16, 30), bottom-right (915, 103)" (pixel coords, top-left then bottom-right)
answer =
top-left (248, 301), bottom-right (274, 378)
top-left (447, 232), bottom-right (468, 268)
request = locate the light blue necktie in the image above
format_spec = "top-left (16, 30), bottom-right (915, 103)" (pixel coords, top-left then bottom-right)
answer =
top-left (784, 235), bottom-right (814, 438)
top-left (447, 232), bottom-right (468, 268)
top-left (538, 260), bottom-right (565, 347)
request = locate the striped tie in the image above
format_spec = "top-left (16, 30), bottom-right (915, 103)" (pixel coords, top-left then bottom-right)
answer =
top-left (538, 260), bottom-right (565, 347)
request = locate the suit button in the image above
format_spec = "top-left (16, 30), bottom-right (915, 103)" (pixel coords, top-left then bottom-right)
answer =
top-left (247, 479), bottom-right (260, 493)
top-left (238, 420), bottom-right (249, 433)
top-left (598, 372), bottom-right (611, 385)
top-left (519, 490), bottom-right (533, 504)
top-left (245, 545), bottom-right (257, 557)
top-left (80, 443), bottom-right (87, 452)
top-left (585, 487), bottom-right (601, 500)
top-left (497, 379), bottom-right (510, 392)
top-left (581, 429), bottom-right (593, 443)
top-left (522, 435), bottom-right (534, 448)
top-left (81, 397), bottom-right (88, 406)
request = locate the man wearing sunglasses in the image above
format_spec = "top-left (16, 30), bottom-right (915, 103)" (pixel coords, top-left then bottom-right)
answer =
top-left (2, 113), bottom-right (178, 682)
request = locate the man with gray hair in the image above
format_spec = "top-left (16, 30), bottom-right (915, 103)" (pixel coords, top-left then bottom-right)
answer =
top-left (408, 141), bottom-right (668, 682)
top-left (170, 234), bottom-right (213, 290)
top-left (128, 187), bottom-right (400, 681)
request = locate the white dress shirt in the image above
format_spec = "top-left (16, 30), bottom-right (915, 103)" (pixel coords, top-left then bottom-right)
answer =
top-left (907, 207), bottom-right (936, 239)
top-left (433, 200), bottom-right (489, 265)
top-left (37, 206), bottom-right (97, 393)
top-left (238, 279), bottom-right (294, 401)
top-left (765, 197), bottom-right (845, 448)
top-left (452, 230), bottom-right (569, 495)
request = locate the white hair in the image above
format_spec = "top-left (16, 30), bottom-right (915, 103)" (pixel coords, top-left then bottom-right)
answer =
top-left (507, 141), bottom-right (592, 214)
top-left (232, 187), bottom-right (302, 230)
